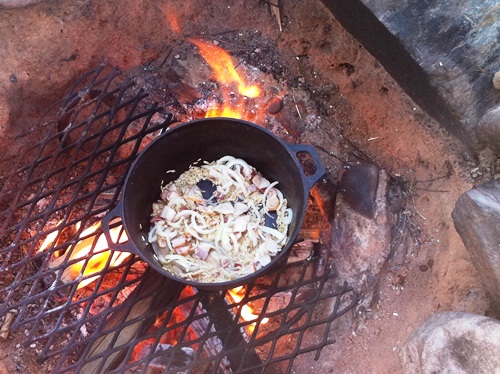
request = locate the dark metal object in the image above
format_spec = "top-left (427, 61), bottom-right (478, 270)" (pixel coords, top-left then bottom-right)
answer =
top-left (199, 290), bottom-right (264, 373)
top-left (339, 163), bottom-right (379, 219)
top-left (101, 118), bottom-right (326, 290)
top-left (0, 64), bottom-right (357, 373)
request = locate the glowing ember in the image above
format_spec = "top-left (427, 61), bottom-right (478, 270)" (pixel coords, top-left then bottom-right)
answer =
top-left (39, 221), bottom-right (130, 289)
top-left (228, 286), bottom-right (269, 332)
top-left (162, 5), bottom-right (181, 34)
top-left (189, 38), bottom-right (261, 120)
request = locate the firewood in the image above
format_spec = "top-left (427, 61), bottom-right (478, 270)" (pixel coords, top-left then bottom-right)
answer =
top-left (80, 269), bottom-right (183, 373)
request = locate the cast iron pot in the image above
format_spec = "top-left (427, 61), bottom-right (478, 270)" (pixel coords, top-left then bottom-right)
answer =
top-left (102, 117), bottom-right (325, 290)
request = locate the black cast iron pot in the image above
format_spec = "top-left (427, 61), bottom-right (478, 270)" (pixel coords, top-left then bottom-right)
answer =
top-left (102, 117), bottom-right (325, 290)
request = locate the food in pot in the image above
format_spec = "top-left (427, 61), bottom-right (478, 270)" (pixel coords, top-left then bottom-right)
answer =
top-left (148, 156), bottom-right (293, 283)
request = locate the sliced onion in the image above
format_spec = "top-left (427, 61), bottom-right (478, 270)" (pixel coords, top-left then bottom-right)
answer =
top-left (262, 181), bottom-right (279, 214)
top-left (233, 202), bottom-right (249, 215)
top-left (190, 214), bottom-right (217, 235)
top-left (216, 155), bottom-right (235, 164)
top-left (229, 233), bottom-right (239, 253)
top-left (282, 208), bottom-right (293, 225)
top-left (184, 221), bottom-right (203, 241)
top-left (213, 202), bottom-right (234, 214)
top-left (148, 225), bottom-right (158, 243)
top-left (226, 158), bottom-right (252, 176)
top-left (257, 225), bottom-right (286, 242)
top-left (173, 209), bottom-right (196, 221)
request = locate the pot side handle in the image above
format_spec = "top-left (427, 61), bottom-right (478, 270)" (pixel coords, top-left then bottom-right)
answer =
top-left (101, 202), bottom-right (139, 255)
top-left (287, 143), bottom-right (326, 192)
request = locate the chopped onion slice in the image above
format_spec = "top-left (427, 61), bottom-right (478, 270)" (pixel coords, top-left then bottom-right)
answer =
top-left (257, 225), bottom-right (286, 242)
top-left (282, 208), bottom-right (293, 225)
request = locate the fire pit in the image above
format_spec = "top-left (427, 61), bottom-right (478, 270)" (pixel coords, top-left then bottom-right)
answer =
top-left (0, 62), bottom-right (357, 373)
top-left (1, 1), bottom-right (495, 373)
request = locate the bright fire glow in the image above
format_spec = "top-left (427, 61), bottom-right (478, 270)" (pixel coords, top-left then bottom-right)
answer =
top-left (228, 286), bottom-right (269, 332)
top-left (37, 220), bottom-right (81, 254)
top-left (39, 221), bottom-right (130, 289)
top-left (189, 38), bottom-right (261, 119)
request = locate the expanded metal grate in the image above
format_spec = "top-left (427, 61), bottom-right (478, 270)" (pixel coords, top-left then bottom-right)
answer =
top-left (0, 64), bottom-right (357, 373)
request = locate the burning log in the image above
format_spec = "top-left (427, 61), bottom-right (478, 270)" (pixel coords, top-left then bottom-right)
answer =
top-left (81, 269), bottom-right (184, 373)
top-left (188, 38), bottom-right (262, 122)
top-left (227, 286), bottom-right (269, 333)
top-left (40, 222), bottom-right (131, 289)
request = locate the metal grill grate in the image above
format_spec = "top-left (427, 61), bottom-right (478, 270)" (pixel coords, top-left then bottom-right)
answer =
top-left (0, 64), bottom-right (357, 373)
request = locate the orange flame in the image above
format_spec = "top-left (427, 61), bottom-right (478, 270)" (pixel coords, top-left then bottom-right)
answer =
top-left (228, 286), bottom-right (269, 332)
top-left (189, 38), bottom-right (261, 119)
top-left (39, 221), bottom-right (130, 289)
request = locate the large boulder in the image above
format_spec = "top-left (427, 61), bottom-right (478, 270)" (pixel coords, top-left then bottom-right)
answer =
top-left (451, 179), bottom-right (500, 307)
top-left (476, 105), bottom-right (500, 155)
top-left (321, 0), bottom-right (500, 151)
top-left (400, 312), bottom-right (500, 374)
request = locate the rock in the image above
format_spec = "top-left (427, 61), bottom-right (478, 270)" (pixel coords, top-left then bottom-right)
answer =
top-left (457, 288), bottom-right (491, 316)
top-left (339, 163), bottom-right (379, 219)
top-left (331, 169), bottom-right (391, 304)
top-left (267, 97), bottom-right (283, 114)
top-left (451, 179), bottom-right (500, 307)
top-left (0, 0), bottom-right (44, 8)
top-left (493, 71), bottom-right (500, 90)
top-left (475, 105), bottom-right (500, 155)
top-left (400, 312), bottom-right (500, 374)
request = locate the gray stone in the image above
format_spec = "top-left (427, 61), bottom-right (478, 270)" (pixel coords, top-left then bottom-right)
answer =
top-left (0, 0), bottom-right (45, 8)
top-left (476, 105), bottom-right (500, 155)
top-left (331, 169), bottom-right (391, 305)
top-left (400, 312), bottom-right (500, 374)
top-left (451, 179), bottom-right (500, 307)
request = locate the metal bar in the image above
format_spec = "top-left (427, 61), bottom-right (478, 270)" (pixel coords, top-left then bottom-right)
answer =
top-left (199, 290), bottom-right (264, 374)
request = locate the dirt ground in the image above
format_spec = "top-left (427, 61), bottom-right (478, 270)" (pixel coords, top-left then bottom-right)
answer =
top-left (0, 1), bottom-right (499, 373)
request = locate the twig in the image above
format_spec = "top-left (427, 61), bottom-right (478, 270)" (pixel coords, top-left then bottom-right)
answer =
top-left (269, 0), bottom-right (282, 32)
top-left (291, 91), bottom-right (302, 119)
top-left (413, 187), bottom-right (450, 193)
top-left (407, 182), bottom-right (427, 220)
top-left (413, 173), bottom-right (452, 184)
top-left (0, 311), bottom-right (16, 340)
